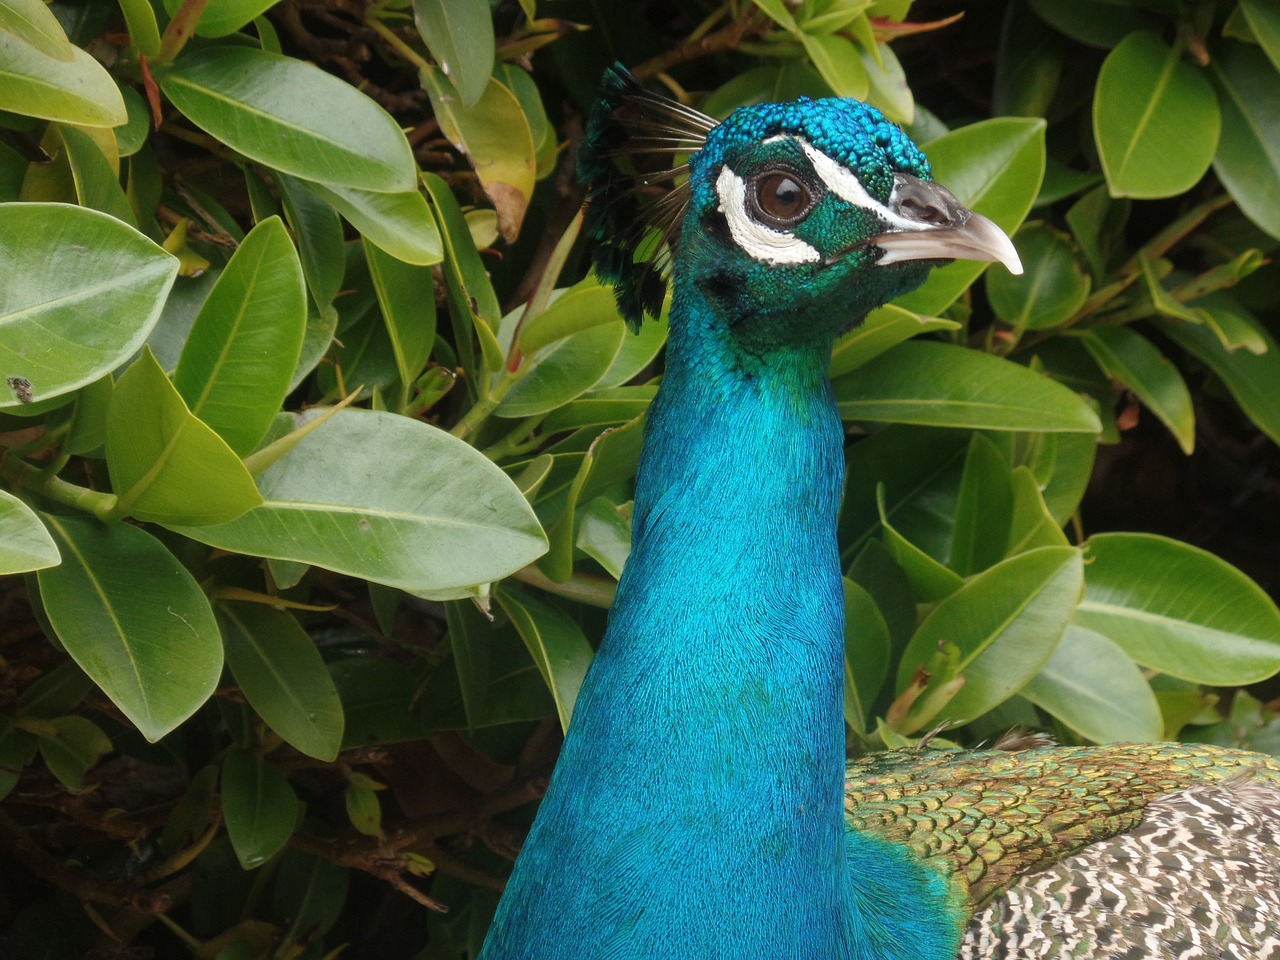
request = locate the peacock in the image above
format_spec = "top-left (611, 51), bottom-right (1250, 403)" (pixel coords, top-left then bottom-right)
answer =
top-left (477, 66), bottom-right (1280, 960)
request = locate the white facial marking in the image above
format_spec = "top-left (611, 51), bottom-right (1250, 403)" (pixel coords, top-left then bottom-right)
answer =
top-left (799, 141), bottom-right (920, 233)
top-left (714, 166), bottom-right (821, 266)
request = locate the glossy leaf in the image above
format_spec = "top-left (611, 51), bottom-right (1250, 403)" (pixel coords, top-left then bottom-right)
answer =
top-left (895, 118), bottom-right (1046, 315)
top-left (0, 489), bottom-right (59, 573)
top-left (296, 179), bottom-right (443, 266)
top-left (828, 305), bottom-right (958, 379)
top-left (221, 748), bottom-right (298, 869)
top-left (833, 341), bottom-right (1102, 432)
top-left (897, 546), bottom-right (1084, 723)
top-left (1161, 314), bottom-right (1280, 446)
top-left (949, 433), bottom-right (1014, 577)
top-left (1093, 32), bottom-right (1219, 198)
top-left (36, 515), bottom-right (222, 741)
top-left (161, 0), bottom-right (277, 38)
top-left (498, 319), bottom-right (626, 419)
top-left (801, 32), bottom-right (868, 99)
top-left (218, 602), bottom-right (345, 761)
top-left (0, 203), bottom-right (177, 409)
top-left (173, 217), bottom-right (307, 456)
top-left (1027, 0), bottom-right (1155, 48)
top-left (420, 68), bottom-right (535, 241)
top-left (1241, 0), bottom-right (1280, 72)
top-left (106, 349), bottom-right (263, 525)
top-left (0, 0), bottom-right (74, 60)
top-left (365, 241), bottom-right (437, 403)
top-left (172, 408), bottom-right (546, 592)
top-left (1021, 624), bottom-right (1162, 743)
top-left (518, 277), bottom-right (625, 360)
top-left (157, 47), bottom-right (416, 193)
top-left (576, 496), bottom-right (631, 579)
top-left (843, 578), bottom-right (890, 735)
top-left (275, 173), bottom-right (344, 313)
top-left (495, 585), bottom-right (594, 732)
top-left (58, 125), bottom-right (136, 227)
top-left (876, 486), bottom-right (964, 603)
top-left (1075, 533), bottom-right (1280, 686)
top-left (0, 31), bottom-right (126, 126)
top-left (1209, 42), bottom-right (1280, 240)
top-left (1005, 465), bottom-right (1068, 556)
top-left (412, 0), bottom-right (494, 107)
top-left (1076, 325), bottom-right (1194, 454)
top-left (987, 223), bottom-right (1089, 330)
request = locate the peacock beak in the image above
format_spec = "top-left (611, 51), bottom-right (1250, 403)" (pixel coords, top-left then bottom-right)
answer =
top-left (869, 175), bottom-right (1023, 275)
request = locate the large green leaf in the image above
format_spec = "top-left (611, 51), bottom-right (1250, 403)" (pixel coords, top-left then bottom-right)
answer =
top-left (1021, 624), bottom-right (1162, 742)
top-left (156, 47), bottom-right (416, 193)
top-left (173, 217), bottom-right (306, 456)
top-left (106, 349), bottom-right (263, 525)
top-left (1076, 325), bottom-right (1194, 454)
top-left (1209, 42), bottom-right (1280, 240)
top-left (896, 546), bottom-right (1084, 724)
top-left (828, 305), bottom-right (958, 379)
top-left (36, 515), bottom-right (222, 741)
top-left (420, 68), bottom-right (535, 242)
top-left (161, 0), bottom-right (278, 38)
top-left (0, 203), bottom-right (177, 409)
top-left (1240, 0), bottom-right (1280, 72)
top-left (497, 317), bottom-right (626, 419)
top-left (0, 30), bottom-right (125, 126)
top-left (58, 125), bottom-right (136, 228)
top-left (173, 408), bottom-right (546, 591)
top-left (949, 433), bottom-right (1014, 577)
top-left (294, 179), bottom-right (443, 266)
top-left (843, 578), bottom-right (890, 736)
top-left (0, 489), bottom-right (59, 573)
top-left (411, 0), bottom-right (494, 108)
top-left (895, 117), bottom-right (1046, 315)
top-left (801, 32), bottom-right (868, 99)
top-left (0, 0), bottom-right (74, 60)
top-left (987, 223), bottom-right (1089, 331)
top-left (833, 341), bottom-right (1102, 432)
top-left (218, 602), bottom-right (345, 762)
top-left (1075, 533), bottom-right (1280, 685)
top-left (1093, 31), bottom-right (1220, 199)
top-left (221, 748), bottom-right (298, 869)
top-left (364, 241), bottom-right (436, 404)
top-left (495, 586), bottom-right (594, 732)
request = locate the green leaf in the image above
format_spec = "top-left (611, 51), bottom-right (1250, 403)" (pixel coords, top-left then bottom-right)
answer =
top-left (1160, 312), bottom-right (1280, 446)
top-left (0, 30), bottom-right (126, 126)
top-left (221, 748), bottom-right (298, 869)
top-left (1075, 532), bottom-right (1280, 686)
top-left (1027, 0), bottom-right (1156, 48)
top-left (895, 117), bottom-right (1046, 315)
top-left (518, 277), bottom-right (625, 360)
top-left (1093, 31), bottom-right (1219, 199)
top-left (1005, 465), bottom-right (1069, 555)
top-left (753, 0), bottom-right (799, 33)
top-left (0, 489), bottom-right (59, 573)
top-left (1022, 624), bottom-right (1162, 743)
top-left (36, 715), bottom-right (112, 790)
top-left (272, 849), bottom-right (349, 940)
top-left (294, 178), bottom-right (443, 266)
top-left (365, 241), bottom-right (437, 404)
top-left (107, 348), bottom-right (263, 525)
top-left (1241, 0), bottom-right (1280, 73)
top-left (576, 497), bottom-right (631, 580)
top-left (497, 318), bottom-right (626, 419)
top-left (596, 314), bottom-right (668, 389)
top-left (16, 660), bottom-right (93, 718)
top-left (828, 305), bottom-right (959, 379)
top-left (0, 203), bottom-right (177, 409)
top-left (420, 68), bottom-right (535, 242)
top-left (156, 47), bottom-right (416, 193)
top-left (37, 515), bottom-right (223, 741)
top-left (495, 585), bottom-right (594, 732)
top-left (411, 0), bottom-right (494, 107)
top-left (0, 0), bottom-right (75, 60)
top-left (116, 0), bottom-right (160, 57)
top-left (1076, 325), bottom-right (1194, 454)
top-left (173, 217), bottom-right (306, 456)
top-left (843, 578), bottom-right (890, 736)
top-left (1209, 42), bottom-right (1280, 240)
top-left (58, 125), bottom-right (137, 227)
top-left (801, 32), bottom-right (868, 99)
top-left (876, 485), bottom-right (964, 603)
top-left (0, 723), bottom-right (36, 801)
top-left (987, 223), bottom-right (1089, 331)
top-left (543, 386), bottom-right (657, 434)
top-left (275, 173), bottom-right (344, 313)
top-left (218, 602), bottom-right (345, 762)
top-left (345, 780), bottom-right (383, 839)
top-left (949, 433), bottom-right (1014, 576)
top-left (172, 408), bottom-right (547, 592)
top-left (833, 341), bottom-right (1102, 432)
top-left (160, 0), bottom-right (278, 38)
top-left (897, 546), bottom-right (1084, 723)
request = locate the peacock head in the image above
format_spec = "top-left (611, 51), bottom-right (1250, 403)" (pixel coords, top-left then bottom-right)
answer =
top-left (579, 66), bottom-right (1021, 353)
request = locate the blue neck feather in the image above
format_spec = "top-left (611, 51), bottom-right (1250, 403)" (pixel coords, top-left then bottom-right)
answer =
top-left (481, 273), bottom-right (962, 960)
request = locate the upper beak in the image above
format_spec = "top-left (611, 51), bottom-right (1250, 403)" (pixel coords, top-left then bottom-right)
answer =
top-left (870, 174), bottom-right (1023, 275)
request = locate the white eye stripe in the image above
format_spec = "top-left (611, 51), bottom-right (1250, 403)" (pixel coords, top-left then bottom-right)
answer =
top-left (799, 142), bottom-right (922, 233)
top-left (714, 166), bottom-right (821, 265)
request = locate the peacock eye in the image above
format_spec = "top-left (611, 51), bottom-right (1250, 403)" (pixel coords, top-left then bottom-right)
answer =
top-left (748, 170), bottom-right (818, 228)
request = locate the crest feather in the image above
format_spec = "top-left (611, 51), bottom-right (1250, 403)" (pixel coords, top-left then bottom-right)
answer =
top-left (577, 65), bottom-right (713, 328)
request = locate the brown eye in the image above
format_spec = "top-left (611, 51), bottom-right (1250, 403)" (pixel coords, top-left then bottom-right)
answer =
top-left (749, 170), bottom-right (817, 228)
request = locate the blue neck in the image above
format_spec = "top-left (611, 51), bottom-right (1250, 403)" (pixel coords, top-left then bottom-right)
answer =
top-left (481, 275), bottom-right (854, 958)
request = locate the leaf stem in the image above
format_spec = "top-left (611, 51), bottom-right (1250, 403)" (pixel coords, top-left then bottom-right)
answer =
top-left (0, 452), bottom-right (116, 518)
top-left (365, 16), bottom-right (434, 74)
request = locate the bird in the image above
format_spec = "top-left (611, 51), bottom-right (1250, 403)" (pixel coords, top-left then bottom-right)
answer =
top-left (477, 65), bottom-right (1280, 960)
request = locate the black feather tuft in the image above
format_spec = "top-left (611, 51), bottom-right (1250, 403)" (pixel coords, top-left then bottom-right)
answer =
top-left (577, 64), bottom-right (713, 329)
